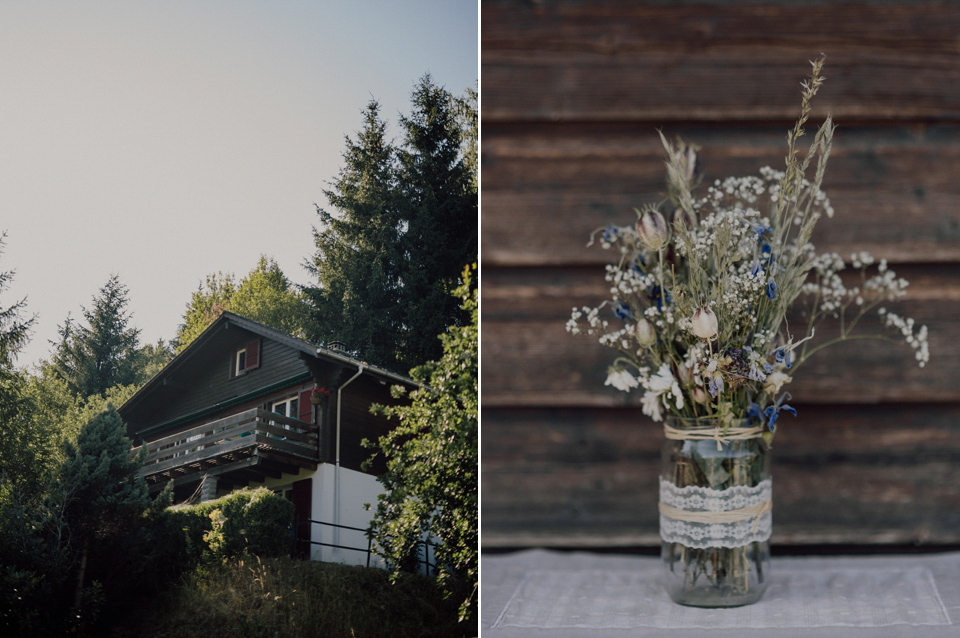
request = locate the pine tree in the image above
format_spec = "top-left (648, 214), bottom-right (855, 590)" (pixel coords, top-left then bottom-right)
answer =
top-left (51, 275), bottom-right (143, 398)
top-left (52, 405), bottom-right (149, 608)
top-left (304, 79), bottom-right (478, 373)
top-left (304, 100), bottom-right (404, 366)
top-left (0, 233), bottom-right (48, 487)
top-left (0, 233), bottom-right (33, 365)
top-left (395, 75), bottom-right (477, 368)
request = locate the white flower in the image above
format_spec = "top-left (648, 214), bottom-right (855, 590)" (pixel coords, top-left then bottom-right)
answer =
top-left (640, 363), bottom-right (684, 422)
top-left (605, 368), bottom-right (639, 392)
top-left (691, 306), bottom-right (719, 340)
top-left (763, 370), bottom-right (792, 394)
top-left (641, 391), bottom-right (663, 421)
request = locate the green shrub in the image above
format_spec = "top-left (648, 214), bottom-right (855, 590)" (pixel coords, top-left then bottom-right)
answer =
top-left (157, 487), bottom-right (294, 568)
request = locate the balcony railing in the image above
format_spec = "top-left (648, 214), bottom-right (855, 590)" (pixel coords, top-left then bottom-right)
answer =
top-left (132, 407), bottom-right (319, 491)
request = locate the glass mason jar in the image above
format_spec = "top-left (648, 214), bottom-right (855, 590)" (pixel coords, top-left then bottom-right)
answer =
top-left (660, 416), bottom-right (771, 607)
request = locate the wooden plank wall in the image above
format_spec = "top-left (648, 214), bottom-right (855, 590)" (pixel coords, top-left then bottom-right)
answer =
top-left (480, 0), bottom-right (960, 549)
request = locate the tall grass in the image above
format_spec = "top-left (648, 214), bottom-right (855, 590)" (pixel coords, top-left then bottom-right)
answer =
top-left (111, 555), bottom-right (471, 638)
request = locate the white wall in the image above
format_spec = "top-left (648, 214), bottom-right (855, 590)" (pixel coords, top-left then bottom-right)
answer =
top-left (257, 463), bottom-right (387, 568)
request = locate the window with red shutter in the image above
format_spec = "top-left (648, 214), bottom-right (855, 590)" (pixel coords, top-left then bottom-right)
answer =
top-left (234, 339), bottom-right (261, 376)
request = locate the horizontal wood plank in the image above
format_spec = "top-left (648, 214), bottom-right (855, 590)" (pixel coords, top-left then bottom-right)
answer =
top-left (481, 404), bottom-right (960, 547)
top-left (481, 125), bottom-right (960, 265)
top-left (482, 2), bottom-right (960, 122)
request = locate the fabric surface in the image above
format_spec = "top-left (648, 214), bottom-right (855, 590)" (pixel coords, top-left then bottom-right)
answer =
top-left (482, 550), bottom-right (960, 638)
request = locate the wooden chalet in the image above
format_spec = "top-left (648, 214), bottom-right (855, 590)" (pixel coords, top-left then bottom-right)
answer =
top-left (119, 311), bottom-right (416, 564)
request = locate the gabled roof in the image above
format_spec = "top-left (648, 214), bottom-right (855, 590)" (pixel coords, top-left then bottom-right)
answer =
top-left (119, 311), bottom-right (417, 427)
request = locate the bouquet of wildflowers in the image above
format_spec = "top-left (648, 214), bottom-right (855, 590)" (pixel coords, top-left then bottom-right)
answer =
top-left (567, 58), bottom-right (928, 443)
top-left (566, 59), bottom-right (930, 604)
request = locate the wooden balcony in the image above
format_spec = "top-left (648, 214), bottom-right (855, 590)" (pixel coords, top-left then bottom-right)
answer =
top-left (132, 408), bottom-right (319, 493)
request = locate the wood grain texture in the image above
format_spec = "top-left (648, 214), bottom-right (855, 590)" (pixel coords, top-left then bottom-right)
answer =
top-left (482, 1), bottom-right (960, 122)
top-left (482, 125), bottom-right (960, 265)
top-left (480, 0), bottom-right (960, 548)
top-left (481, 405), bottom-right (960, 547)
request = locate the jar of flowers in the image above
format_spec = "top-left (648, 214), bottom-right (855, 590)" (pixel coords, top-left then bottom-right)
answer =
top-left (566, 58), bottom-right (929, 607)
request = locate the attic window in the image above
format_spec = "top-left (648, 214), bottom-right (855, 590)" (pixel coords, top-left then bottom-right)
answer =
top-left (234, 339), bottom-right (261, 376)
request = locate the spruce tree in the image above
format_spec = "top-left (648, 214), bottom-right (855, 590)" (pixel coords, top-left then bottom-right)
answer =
top-left (304, 79), bottom-right (477, 373)
top-left (395, 75), bottom-right (477, 368)
top-left (52, 405), bottom-right (149, 608)
top-left (51, 275), bottom-right (143, 398)
top-left (0, 233), bottom-right (48, 487)
top-left (304, 100), bottom-right (404, 367)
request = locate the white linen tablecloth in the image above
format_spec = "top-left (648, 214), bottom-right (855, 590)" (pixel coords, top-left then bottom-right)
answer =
top-left (482, 549), bottom-right (960, 637)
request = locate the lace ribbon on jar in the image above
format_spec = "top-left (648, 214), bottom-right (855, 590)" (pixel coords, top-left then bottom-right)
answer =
top-left (658, 477), bottom-right (773, 549)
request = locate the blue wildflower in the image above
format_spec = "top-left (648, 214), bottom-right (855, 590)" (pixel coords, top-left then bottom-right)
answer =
top-left (773, 346), bottom-right (794, 369)
top-left (766, 278), bottom-right (778, 300)
top-left (751, 223), bottom-right (773, 240)
top-left (762, 363), bottom-right (774, 374)
top-left (764, 393), bottom-right (797, 432)
top-left (708, 376), bottom-right (723, 398)
top-left (646, 284), bottom-right (672, 311)
top-left (761, 243), bottom-right (776, 266)
top-left (746, 402), bottom-right (762, 422)
top-left (750, 260), bottom-right (763, 278)
top-left (614, 301), bottom-right (633, 320)
top-left (602, 225), bottom-right (619, 242)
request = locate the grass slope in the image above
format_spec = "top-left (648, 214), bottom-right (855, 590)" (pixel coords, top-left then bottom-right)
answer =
top-left (111, 556), bottom-right (473, 638)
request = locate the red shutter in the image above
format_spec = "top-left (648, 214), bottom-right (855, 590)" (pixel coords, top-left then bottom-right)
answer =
top-left (245, 339), bottom-right (260, 369)
top-left (299, 389), bottom-right (313, 423)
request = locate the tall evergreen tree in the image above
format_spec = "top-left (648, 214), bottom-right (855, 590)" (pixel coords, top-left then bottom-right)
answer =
top-left (51, 275), bottom-right (143, 398)
top-left (304, 100), bottom-right (404, 366)
top-left (51, 405), bottom-right (149, 608)
top-left (304, 78), bottom-right (477, 372)
top-left (395, 75), bottom-right (477, 368)
top-left (0, 233), bottom-right (48, 488)
top-left (0, 233), bottom-right (33, 365)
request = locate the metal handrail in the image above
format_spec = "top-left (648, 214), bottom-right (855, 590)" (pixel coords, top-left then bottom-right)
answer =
top-left (292, 515), bottom-right (434, 574)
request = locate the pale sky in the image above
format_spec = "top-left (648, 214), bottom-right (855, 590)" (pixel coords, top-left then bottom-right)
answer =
top-left (1, 1), bottom-right (478, 368)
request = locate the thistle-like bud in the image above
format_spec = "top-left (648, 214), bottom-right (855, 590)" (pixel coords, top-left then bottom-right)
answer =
top-left (634, 318), bottom-right (656, 347)
top-left (673, 207), bottom-right (695, 231)
top-left (691, 386), bottom-right (710, 405)
top-left (691, 306), bottom-right (719, 340)
top-left (635, 207), bottom-right (669, 251)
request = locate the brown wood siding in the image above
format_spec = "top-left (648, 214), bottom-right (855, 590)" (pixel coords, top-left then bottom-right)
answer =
top-left (337, 375), bottom-right (410, 475)
top-left (481, 1), bottom-right (960, 548)
top-left (143, 331), bottom-right (311, 429)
